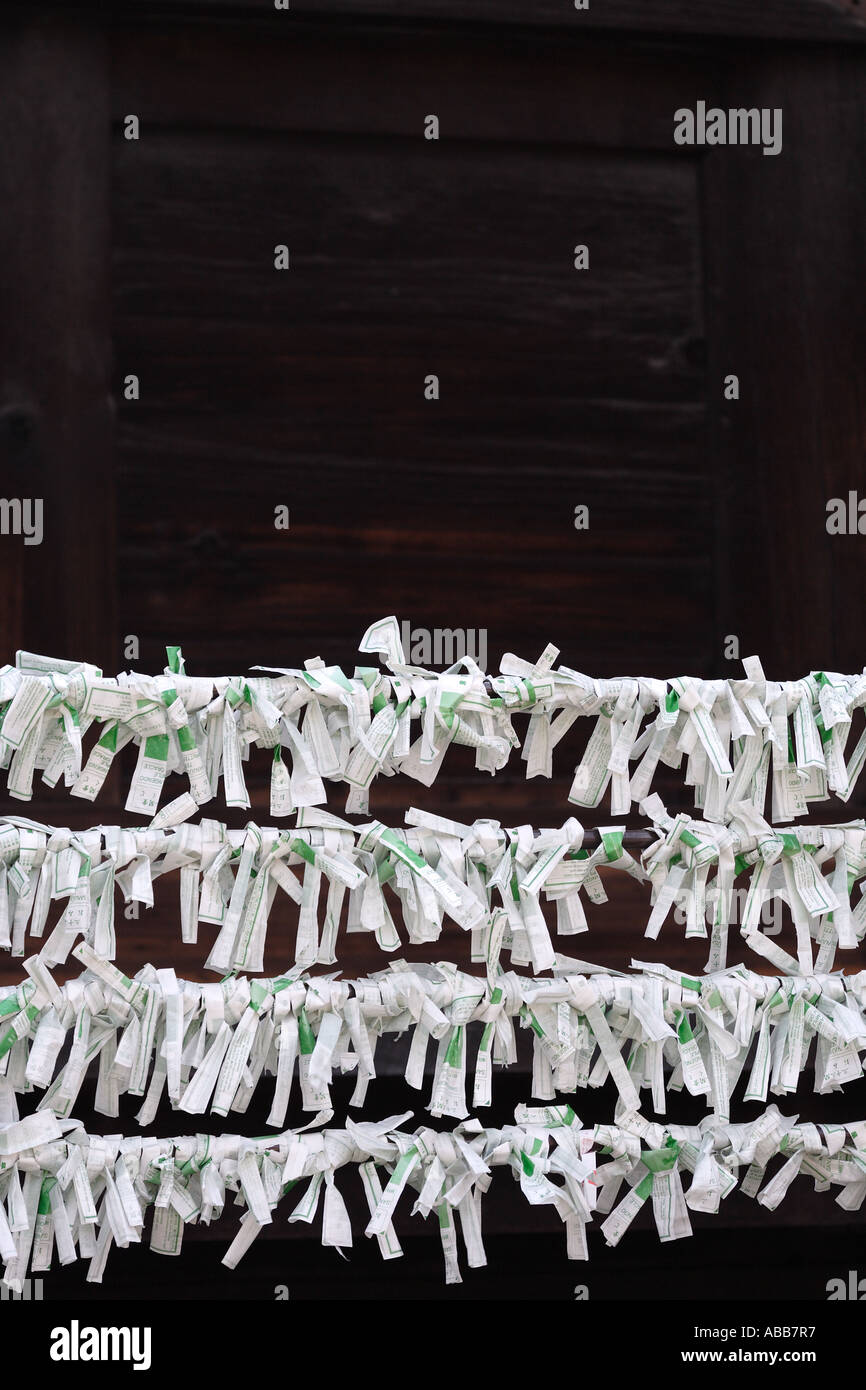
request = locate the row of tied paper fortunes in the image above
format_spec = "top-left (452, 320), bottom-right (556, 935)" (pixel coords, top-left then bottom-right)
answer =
top-left (1, 1102), bottom-right (864, 1289)
top-left (7, 944), bottom-right (866, 1127)
top-left (3, 617), bottom-right (866, 820)
top-left (1, 801), bottom-right (865, 975)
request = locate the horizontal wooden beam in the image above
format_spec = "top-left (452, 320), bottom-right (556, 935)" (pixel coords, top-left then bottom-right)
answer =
top-left (75, 0), bottom-right (866, 44)
top-left (7, 0), bottom-right (866, 45)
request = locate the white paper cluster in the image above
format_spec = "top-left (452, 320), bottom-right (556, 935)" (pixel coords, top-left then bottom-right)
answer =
top-left (3, 619), bottom-right (866, 818)
top-left (640, 795), bottom-right (866, 972)
top-left (0, 809), bottom-right (642, 975)
top-left (5, 948), bottom-right (866, 1127)
top-left (4, 623), bottom-right (865, 1293)
top-left (1, 801), bottom-right (864, 974)
top-left (1, 1102), bottom-right (864, 1289)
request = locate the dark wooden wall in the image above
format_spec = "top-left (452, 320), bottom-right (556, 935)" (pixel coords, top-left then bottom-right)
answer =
top-left (0, 0), bottom-right (865, 1300)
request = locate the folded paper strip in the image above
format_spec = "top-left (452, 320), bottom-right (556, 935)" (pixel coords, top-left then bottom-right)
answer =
top-left (4, 947), bottom-right (866, 1126)
top-left (1, 1103), bottom-right (863, 1289)
top-left (0, 801), bottom-right (863, 974)
top-left (3, 622), bottom-right (865, 1291)
top-left (3, 618), bottom-right (865, 820)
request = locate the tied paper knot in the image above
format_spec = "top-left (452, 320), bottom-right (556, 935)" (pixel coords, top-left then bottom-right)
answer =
top-left (5, 629), bottom-right (866, 817)
top-left (1, 1103), bottom-right (865, 1290)
top-left (4, 950), bottom-right (866, 1125)
top-left (6, 802), bottom-right (863, 975)
top-left (0, 810), bottom-right (648, 975)
top-left (640, 797), bottom-right (865, 972)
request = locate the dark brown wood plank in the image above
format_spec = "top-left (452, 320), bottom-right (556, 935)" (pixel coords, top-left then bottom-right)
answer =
top-left (109, 25), bottom-right (720, 151)
top-left (111, 135), bottom-right (705, 403)
top-left (116, 396), bottom-right (706, 471)
top-left (0, 16), bottom-right (116, 670)
top-left (110, 120), bottom-right (713, 681)
top-left (114, 409), bottom-right (713, 679)
top-left (100, 0), bottom-right (866, 46)
top-left (704, 47), bottom-right (866, 679)
top-left (302, 0), bottom-right (866, 44)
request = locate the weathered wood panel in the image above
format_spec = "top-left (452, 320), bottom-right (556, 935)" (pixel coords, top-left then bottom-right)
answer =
top-left (110, 25), bottom-right (719, 150)
top-left (104, 0), bottom-right (866, 45)
top-left (704, 49), bottom-right (866, 680)
top-left (112, 129), bottom-right (711, 683)
top-left (0, 17), bottom-right (116, 668)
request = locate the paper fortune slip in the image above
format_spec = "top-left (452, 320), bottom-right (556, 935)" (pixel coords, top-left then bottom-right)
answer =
top-left (2, 625), bottom-right (865, 821)
top-left (0, 1103), bottom-right (861, 1290)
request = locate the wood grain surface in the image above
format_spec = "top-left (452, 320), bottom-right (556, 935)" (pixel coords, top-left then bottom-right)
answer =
top-left (0, 0), bottom-right (864, 1294)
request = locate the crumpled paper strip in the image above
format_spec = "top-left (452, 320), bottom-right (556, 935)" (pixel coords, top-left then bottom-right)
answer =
top-left (6, 949), bottom-right (865, 1127)
top-left (3, 622), bottom-right (866, 818)
top-left (1, 1101), bottom-right (863, 1289)
top-left (640, 795), bottom-right (866, 972)
top-left (2, 802), bottom-right (865, 973)
top-left (0, 810), bottom-right (646, 975)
